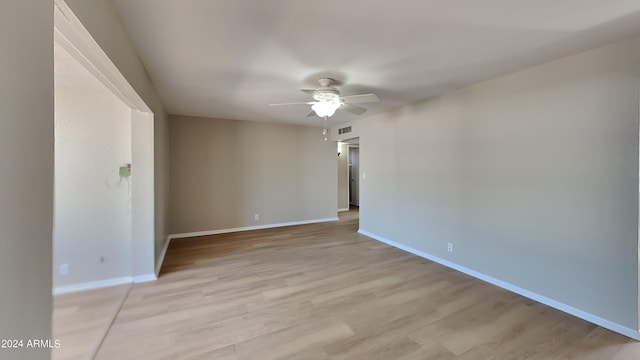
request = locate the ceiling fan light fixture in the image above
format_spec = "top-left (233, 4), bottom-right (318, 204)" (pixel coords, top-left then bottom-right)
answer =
top-left (312, 101), bottom-right (340, 117)
top-left (270, 78), bottom-right (378, 118)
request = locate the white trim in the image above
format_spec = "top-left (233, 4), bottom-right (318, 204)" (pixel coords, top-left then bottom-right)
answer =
top-left (133, 274), bottom-right (157, 283)
top-left (338, 208), bottom-right (350, 212)
top-left (637, 80), bottom-right (640, 332)
top-left (358, 229), bottom-right (640, 341)
top-left (170, 218), bottom-right (339, 240)
top-left (54, 0), bottom-right (151, 113)
top-left (52, 276), bottom-right (132, 296)
top-left (155, 235), bottom-right (171, 277)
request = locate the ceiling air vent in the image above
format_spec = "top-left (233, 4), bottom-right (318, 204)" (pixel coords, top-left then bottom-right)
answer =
top-left (338, 126), bottom-right (352, 135)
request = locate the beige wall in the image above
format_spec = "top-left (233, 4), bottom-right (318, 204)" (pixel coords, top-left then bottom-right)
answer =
top-left (170, 116), bottom-right (337, 234)
top-left (335, 35), bottom-right (640, 332)
top-left (66, 0), bottom-right (171, 264)
top-left (0, 0), bottom-right (53, 358)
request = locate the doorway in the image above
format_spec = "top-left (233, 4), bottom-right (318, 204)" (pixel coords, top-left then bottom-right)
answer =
top-left (53, 1), bottom-right (156, 358)
top-left (337, 137), bottom-right (361, 210)
top-left (337, 138), bottom-right (360, 229)
top-left (53, 41), bottom-right (133, 292)
top-left (349, 147), bottom-right (360, 207)
top-left (54, 0), bottom-right (156, 288)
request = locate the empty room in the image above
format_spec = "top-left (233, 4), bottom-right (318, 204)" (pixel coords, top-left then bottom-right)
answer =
top-left (4, 0), bottom-right (640, 359)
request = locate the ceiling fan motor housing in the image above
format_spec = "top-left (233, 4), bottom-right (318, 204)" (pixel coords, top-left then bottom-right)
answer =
top-left (317, 78), bottom-right (335, 87)
top-left (312, 88), bottom-right (340, 102)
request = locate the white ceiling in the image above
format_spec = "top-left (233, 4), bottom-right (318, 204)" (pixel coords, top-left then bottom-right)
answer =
top-left (112, 0), bottom-right (640, 126)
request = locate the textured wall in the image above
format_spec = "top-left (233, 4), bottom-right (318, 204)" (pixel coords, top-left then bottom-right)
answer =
top-left (337, 35), bottom-right (640, 331)
top-left (170, 116), bottom-right (337, 234)
top-left (54, 44), bottom-right (132, 288)
top-left (66, 0), bottom-right (171, 265)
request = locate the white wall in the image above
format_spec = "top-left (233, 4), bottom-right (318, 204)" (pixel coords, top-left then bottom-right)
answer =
top-left (334, 35), bottom-right (640, 333)
top-left (0, 0), bottom-right (53, 358)
top-left (54, 46), bottom-right (132, 288)
top-left (131, 110), bottom-right (156, 277)
top-left (66, 0), bottom-right (171, 266)
top-left (170, 116), bottom-right (337, 234)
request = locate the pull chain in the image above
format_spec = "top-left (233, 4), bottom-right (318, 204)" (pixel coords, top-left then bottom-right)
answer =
top-left (322, 116), bottom-right (328, 141)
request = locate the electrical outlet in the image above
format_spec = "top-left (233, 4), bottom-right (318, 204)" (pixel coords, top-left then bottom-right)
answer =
top-left (254, 213), bottom-right (259, 221)
top-left (447, 243), bottom-right (454, 253)
top-left (59, 264), bottom-right (69, 275)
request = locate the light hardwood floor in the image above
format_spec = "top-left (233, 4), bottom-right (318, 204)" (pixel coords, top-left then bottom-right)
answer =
top-left (53, 284), bottom-right (131, 360)
top-left (91, 209), bottom-right (640, 359)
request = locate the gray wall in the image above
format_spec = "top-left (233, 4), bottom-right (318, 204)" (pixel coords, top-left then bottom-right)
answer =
top-left (0, 0), bottom-right (53, 358)
top-left (66, 0), bottom-right (171, 264)
top-left (337, 35), bottom-right (640, 330)
top-left (170, 116), bottom-right (337, 234)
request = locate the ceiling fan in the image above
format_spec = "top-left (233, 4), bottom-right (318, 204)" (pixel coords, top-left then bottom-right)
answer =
top-left (269, 78), bottom-right (379, 118)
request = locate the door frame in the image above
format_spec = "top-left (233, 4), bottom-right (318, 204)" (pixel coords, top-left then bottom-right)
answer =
top-left (54, 0), bottom-right (156, 283)
top-left (348, 145), bottom-right (360, 207)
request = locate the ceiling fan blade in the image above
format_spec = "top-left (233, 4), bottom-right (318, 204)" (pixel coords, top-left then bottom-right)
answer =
top-left (300, 89), bottom-right (316, 95)
top-left (269, 101), bottom-right (314, 106)
top-left (339, 103), bottom-right (367, 115)
top-left (340, 93), bottom-right (379, 104)
top-left (305, 109), bottom-right (317, 117)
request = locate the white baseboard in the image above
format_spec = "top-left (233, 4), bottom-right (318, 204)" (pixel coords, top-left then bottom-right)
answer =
top-left (53, 276), bottom-right (132, 296)
top-left (169, 217), bottom-right (339, 240)
top-left (357, 229), bottom-right (640, 341)
top-left (133, 274), bottom-right (157, 283)
top-left (155, 235), bottom-right (171, 277)
top-left (53, 272), bottom-right (158, 295)
top-left (338, 208), bottom-right (350, 212)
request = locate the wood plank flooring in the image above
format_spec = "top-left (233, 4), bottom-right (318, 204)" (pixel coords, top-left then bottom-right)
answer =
top-left (93, 209), bottom-right (640, 359)
top-left (52, 284), bottom-right (131, 360)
